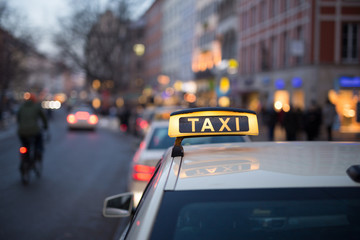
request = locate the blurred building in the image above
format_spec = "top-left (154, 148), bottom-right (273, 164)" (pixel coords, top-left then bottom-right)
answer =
top-left (123, 17), bottom-right (146, 105)
top-left (161, 0), bottom-right (196, 106)
top-left (85, 10), bottom-right (129, 113)
top-left (137, 0), bottom-right (360, 132)
top-left (192, 0), bottom-right (221, 107)
top-left (236, 0), bottom-right (360, 132)
top-left (143, 0), bottom-right (164, 94)
top-left (0, 27), bottom-right (68, 101)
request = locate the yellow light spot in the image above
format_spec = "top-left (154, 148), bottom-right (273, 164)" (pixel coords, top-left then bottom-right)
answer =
top-left (154, 95), bottom-right (163, 105)
top-left (92, 80), bottom-right (101, 90)
top-left (173, 81), bottom-right (183, 91)
top-left (116, 97), bottom-right (124, 107)
top-left (133, 44), bottom-right (145, 56)
top-left (274, 101), bottom-right (283, 111)
top-left (157, 75), bottom-right (170, 85)
top-left (92, 98), bottom-right (101, 109)
top-left (219, 77), bottom-right (230, 94)
top-left (143, 88), bottom-right (152, 96)
top-left (228, 59), bottom-right (238, 69)
top-left (283, 104), bottom-right (290, 112)
top-left (218, 96), bottom-right (230, 107)
top-left (184, 93), bottom-right (196, 103)
top-left (138, 95), bottom-right (147, 104)
top-left (328, 90), bottom-right (338, 104)
top-left (24, 92), bottom-right (31, 100)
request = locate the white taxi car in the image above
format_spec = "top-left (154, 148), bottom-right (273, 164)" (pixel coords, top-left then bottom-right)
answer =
top-left (104, 107), bottom-right (360, 240)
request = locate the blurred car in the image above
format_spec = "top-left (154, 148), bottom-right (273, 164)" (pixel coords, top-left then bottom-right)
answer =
top-left (104, 107), bottom-right (360, 240)
top-left (66, 106), bottom-right (99, 130)
top-left (129, 120), bottom-right (251, 206)
top-left (135, 106), bottom-right (185, 137)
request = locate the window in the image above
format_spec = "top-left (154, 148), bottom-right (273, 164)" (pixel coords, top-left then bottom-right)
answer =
top-left (251, 7), bottom-right (256, 26)
top-left (283, 31), bottom-right (289, 67)
top-left (272, 0), bottom-right (278, 17)
top-left (296, 26), bottom-right (304, 65)
top-left (251, 44), bottom-right (256, 72)
top-left (272, 36), bottom-right (278, 69)
top-left (342, 23), bottom-right (359, 63)
top-left (285, 0), bottom-right (291, 10)
top-left (260, 1), bottom-right (267, 22)
top-left (150, 188), bottom-right (360, 240)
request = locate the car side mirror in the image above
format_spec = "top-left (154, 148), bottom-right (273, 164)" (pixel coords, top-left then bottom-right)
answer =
top-left (103, 192), bottom-right (134, 218)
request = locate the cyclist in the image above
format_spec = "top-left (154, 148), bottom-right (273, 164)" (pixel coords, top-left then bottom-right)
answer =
top-left (17, 92), bottom-right (48, 179)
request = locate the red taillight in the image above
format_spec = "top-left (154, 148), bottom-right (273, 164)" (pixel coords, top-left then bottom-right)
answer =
top-left (139, 119), bottom-right (148, 130)
top-left (120, 124), bottom-right (128, 132)
top-left (139, 141), bottom-right (145, 149)
top-left (88, 115), bottom-right (98, 125)
top-left (67, 114), bottom-right (77, 124)
top-left (133, 164), bottom-right (155, 182)
top-left (20, 147), bottom-right (27, 154)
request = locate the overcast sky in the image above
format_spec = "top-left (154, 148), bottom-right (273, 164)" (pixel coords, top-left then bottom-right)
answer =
top-left (8, 0), bottom-right (152, 56)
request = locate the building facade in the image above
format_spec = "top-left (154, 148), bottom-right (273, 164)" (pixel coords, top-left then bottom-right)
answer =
top-left (144, 0), bottom-right (164, 89)
top-left (236, 0), bottom-right (360, 132)
top-left (162, 0), bottom-right (196, 83)
top-left (192, 0), bottom-right (220, 107)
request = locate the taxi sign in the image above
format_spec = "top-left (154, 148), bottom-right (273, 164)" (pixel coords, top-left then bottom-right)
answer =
top-left (168, 107), bottom-right (258, 138)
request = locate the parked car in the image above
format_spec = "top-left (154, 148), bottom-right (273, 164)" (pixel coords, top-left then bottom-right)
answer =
top-left (130, 119), bottom-right (251, 206)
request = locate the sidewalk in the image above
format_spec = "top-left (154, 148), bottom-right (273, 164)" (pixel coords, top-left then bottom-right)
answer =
top-left (0, 116), bottom-right (17, 141)
top-left (251, 124), bottom-right (360, 142)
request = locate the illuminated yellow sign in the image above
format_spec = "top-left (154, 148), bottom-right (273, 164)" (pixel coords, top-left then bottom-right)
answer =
top-left (168, 108), bottom-right (258, 137)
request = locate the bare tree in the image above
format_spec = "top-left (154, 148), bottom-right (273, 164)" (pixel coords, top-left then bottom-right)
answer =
top-left (0, 1), bottom-right (36, 127)
top-left (53, 0), bottom-right (134, 91)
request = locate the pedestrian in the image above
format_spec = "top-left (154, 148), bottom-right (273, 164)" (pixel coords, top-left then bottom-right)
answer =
top-left (322, 98), bottom-right (338, 141)
top-left (303, 100), bottom-right (322, 141)
top-left (263, 104), bottom-right (278, 141)
top-left (283, 105), bottom-right (300, 141)
top-left (118, 105), bottom-right (131, 133)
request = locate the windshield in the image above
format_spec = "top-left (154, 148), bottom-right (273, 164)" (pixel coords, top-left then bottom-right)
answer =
top-left (147, 127), bottom-right (247, 150)
top-left (150, 188), bottom-right (360, 240)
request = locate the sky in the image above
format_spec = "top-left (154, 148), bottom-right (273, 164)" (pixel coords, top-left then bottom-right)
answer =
top-left (9, 0), bottom-right (71, 54)
top-left (8, 0), bottom-right (152, 56)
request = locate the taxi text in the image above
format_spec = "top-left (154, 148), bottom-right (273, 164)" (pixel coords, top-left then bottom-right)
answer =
top-left (179, 116), bottom-right (249, 133)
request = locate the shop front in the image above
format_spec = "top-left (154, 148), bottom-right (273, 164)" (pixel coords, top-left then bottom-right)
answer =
top-left (271, 77), bottom-right (305, 113)
top-left (329, 76), bottom-right (360, 133)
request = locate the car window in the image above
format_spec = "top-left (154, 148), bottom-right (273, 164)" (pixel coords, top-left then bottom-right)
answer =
top-left (147, 127), bottom-right (247, 150)
top-left (73, 107), bottom-right (93, 113)
top-left (148, 127), bottom-right (174, 149)
top-left (150, 188), bottom-right (360, 240)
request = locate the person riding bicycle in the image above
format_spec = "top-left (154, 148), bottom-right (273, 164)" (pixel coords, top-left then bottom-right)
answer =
top-left (17, 92), bottom-right (48, 173)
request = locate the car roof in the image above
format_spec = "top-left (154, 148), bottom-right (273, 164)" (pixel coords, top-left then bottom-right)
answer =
top-left (148, 120), bottom-right (169, 128)
top-left (164, 142), bottom-right (360, 191)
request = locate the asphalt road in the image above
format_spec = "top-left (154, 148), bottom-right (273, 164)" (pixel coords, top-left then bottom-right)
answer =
top-left (0, 109), bottom-right (138, 240)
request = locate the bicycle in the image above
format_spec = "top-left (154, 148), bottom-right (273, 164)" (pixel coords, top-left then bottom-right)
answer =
top-left (19, 132), bottom-right (48, 185)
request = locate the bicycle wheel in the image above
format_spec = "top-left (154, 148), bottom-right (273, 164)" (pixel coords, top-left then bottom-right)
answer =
top-left (20, 161), bottom-right (31, 185)
top-left (34, 159), bottom-right (42, 178)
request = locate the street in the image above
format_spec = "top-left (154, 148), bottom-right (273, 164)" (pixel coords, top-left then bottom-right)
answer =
top-left (0, 109), bottom-right (137, 240)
